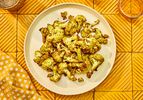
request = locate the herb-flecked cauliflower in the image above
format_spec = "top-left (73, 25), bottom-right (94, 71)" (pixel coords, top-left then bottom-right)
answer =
top-left (33, 11), bottom-right (109, 82)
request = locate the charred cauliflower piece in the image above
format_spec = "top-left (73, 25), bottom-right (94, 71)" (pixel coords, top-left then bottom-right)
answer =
top-left (90, 54), bottom-right (104, 70)
top-left (93, 28), bottom-right (108, 44)
top-left (47, 24), bottom-right (54, 34)
top-left (68, 62), bottom-right (85, 68)
top-left (39, 27), bottom-right (48, 43)
top-left (75, 48), bottom-right (82, 61)
top-left (33, 11), bottom-right (109, 82)
top-left (75, 15), bottom-right (86, 32)
top-left (63, 35), bottom-right (78, 46)
top-left (58, 63), bottom-right (77, 81)
top-left (63, 35), bottom-right (78, 52)
top-left (33, 50), bottom-right (50, 66)
top-left (53, 20), bottom-right (66, 28)
top-left (33, 50), bottom-right (42, 64)
top-left (61, 11), bottom-right (68, 20)
top-left (51, 51), bottom-right (65, 62)
top-left (75, 15), bottom-right (86, 22)
top-left (46, 27), bottom-right (64, 43)
top-left (49, 66), bottom-right (61, 82)
top-left (46, 20), bottom-right (66, 43)
top-left (42, 57), bottom-right (55, 70)
top-left (40, 42), bottom-right (55, 54)
top-left (78, 77), bottom-right (84, 82)
top-left (82, 54), bottom-right (92, 73)
top-left (97, 38), bottom-right (108, 44)
top-left (81, 27), bottom-right (91, 38)
top-left (91, 19), bottom-right (100, 27)
top-left (53, 27), bottom-right (64, 43)
top-left (87, 54), bottom-right (104, 78)
top-left (80, 38), bottom-right (99, 54)
top-left (63, 53), bottom-right (79, 63)
top-left (65, 17), bottom-right (77, 35)
top-left (57, 43), bottom-right (66, 51)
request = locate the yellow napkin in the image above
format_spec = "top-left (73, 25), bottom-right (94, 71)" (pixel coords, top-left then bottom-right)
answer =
top-left (0, 51), bottom-right (45, 100)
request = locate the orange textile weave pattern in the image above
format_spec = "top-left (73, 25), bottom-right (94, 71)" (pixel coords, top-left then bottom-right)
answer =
top-left (0, 0), bottom-right (143, 99)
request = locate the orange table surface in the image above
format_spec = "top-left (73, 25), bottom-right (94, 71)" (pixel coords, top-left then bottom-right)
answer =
top-left (0, 0), bottom-right (143, 99)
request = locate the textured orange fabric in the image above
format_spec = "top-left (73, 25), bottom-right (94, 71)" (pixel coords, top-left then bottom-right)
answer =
top-left (0, 51), bottom-right (45, 99)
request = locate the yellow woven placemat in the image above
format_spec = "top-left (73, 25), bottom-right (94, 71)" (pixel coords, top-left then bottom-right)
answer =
top-left (0, 0), bottom-right (143, 99)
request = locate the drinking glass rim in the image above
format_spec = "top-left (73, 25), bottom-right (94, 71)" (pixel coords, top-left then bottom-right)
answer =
top-left (118, 0), bottom-right (143, 19)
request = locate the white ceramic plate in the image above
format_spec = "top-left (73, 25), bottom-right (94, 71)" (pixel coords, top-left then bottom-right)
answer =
top-left (24, 3), bottom-right (116, 95)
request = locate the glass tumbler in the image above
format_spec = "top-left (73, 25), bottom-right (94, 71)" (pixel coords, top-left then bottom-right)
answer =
top-left (0, 0), bottom-right (25, 11)
top-left (118, 0), bottom-right (143, 19)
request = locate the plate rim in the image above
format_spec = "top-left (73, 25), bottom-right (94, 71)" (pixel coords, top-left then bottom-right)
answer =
top-left (24, 3), bottom-right (116, 95)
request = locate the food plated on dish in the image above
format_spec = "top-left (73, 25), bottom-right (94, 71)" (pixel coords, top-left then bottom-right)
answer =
top-left (33, 11), bottom-right (109, 82)
top-left (24, 3), bottom-right (116, 95)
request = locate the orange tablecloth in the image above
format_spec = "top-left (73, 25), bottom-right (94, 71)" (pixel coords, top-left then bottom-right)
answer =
top-left (0, 0), bottom-right (143, 99)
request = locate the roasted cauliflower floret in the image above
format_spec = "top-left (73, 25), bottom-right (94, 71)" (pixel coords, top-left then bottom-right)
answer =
top-left (39, 27), bottom-right (48, 43)
top-left (53, 20), bottom-right (66, 28)
top-left (75, 15), bottom-right (86, 32)
top-left (46, 27), bottom-right (64, 43)
top-left (57, 43), bottom-right (66, 51)
top-left (85, 38), bottom-right (97, 46)
top-left (46, 21), bottom-right (65, 43)
top-left (75, 15), bottom-right (86, 22)
top-left (93, 28), bottom-right (102, 39)
top-left (63, 35), bottom-right (78, 52)
top-left (53, 27), bottom-right (64, 43)
top-left (51, 51), bottom-right (65, 62)
top-left (47, 24), bottom-right (54, 34)
top-left (63, 35), bottom-right (78, 46)
top-left (81, 21), bottom-right (92, 38)
top-left (91, 19), bottom-right (100, 27)
top-left (78, 77), bottom-right (84, 82)
top-left (103, 34), bottom-right (109, 38)
top-left (68, 62), bottom-right (85, 68)
top-left (33, 50), bottom-right (42, 64)
top-left (49, 66), bottom-right (61, 82)
top-left (40, 42), bottom-right (55, 54)
top-left (34, 50), bottom-right (42, 58)
top-left (69, 62), bottom-right (87, 74)
top-left (61, 11), bottom-right (68, 20)
top-left (63, 53), bottom-right (79, 63)
top-left (90, 54), bottom-right (104, 69)
top-left (68, 15), bottom-right (74, 20)
top-left (58, 63), bottom-right (77, 81)
top-left (87, 54), bottom-right (104, 78)
top-left (97, 38), bottom-right (108, 44)
top-left (33, 12), bottom-right (109, 82)
top-left (34, 50), bottom-right (50, 66)
top-left (42, 57), bottom-right (55, 70)
top-left (81, 27), bottom-right (91, 38)
top-left (82, 54), bottom-right (92, 72)
top-left (93, 28), bottom-right (108, 44)
top-left (65, 18), bottom-right (77, 35)
top-left (75, 48), bottom-right (82, 61)
top-left (80, 38), bottom-right (99, 54)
